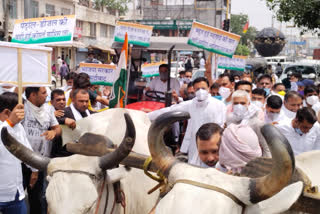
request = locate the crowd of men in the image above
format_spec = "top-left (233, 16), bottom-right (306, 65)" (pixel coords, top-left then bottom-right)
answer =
top-left (145, 64), bottom-right (320, 173)
top-left (1, 61), bottom-right (320, 213)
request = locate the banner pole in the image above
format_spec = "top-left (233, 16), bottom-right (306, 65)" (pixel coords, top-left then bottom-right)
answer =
top-left (17, 48), bottom-right (23, 104)
top-left (215, 53), bottom-right (218, 80)
top-left (124, 44), bottom-right (133, 106)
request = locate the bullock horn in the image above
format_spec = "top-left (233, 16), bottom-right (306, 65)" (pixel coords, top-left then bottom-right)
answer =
top-left (99, 113), bottom-right (136, 170)
top-left (148, 111), bottom-right (190, 177)
top-left (249, 124), bottom-right (295, 203)
top-left (1, 127), bottom-right (50, 171)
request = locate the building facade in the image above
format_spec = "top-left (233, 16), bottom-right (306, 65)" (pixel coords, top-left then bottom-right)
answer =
top-left (136, 0), bottom-right (231, 37)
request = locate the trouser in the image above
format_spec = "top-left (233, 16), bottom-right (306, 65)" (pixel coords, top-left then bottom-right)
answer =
top-left (60, 75), bottom-right (64, 86)
top-left (22, 164), bottom-right (47, 214)
top-left (0, 191), bottom-right (27, 214)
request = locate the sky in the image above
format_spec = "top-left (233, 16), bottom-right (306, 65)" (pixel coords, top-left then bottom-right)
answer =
top-left (231, 0), bottom-right (275, 30)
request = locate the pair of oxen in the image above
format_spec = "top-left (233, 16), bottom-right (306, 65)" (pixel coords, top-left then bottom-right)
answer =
top-left (2, 109), bottom-right (319, 214)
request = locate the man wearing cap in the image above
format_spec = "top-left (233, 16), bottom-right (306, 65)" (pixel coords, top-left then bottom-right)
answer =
top-left (297, 79), bottom-right (314, 97)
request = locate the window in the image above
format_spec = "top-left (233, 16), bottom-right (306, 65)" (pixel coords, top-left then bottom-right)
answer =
top-left (46, 4), bottom-right (55, 16)
top-left (61, 8), bottom-right (71, 15)
top-left (90, 22), bottom-right (96, 37)
top-left (9, 0), bottom-right (17, 18)
top-left (100, 24), bottom-right (108, 37)
top-left (76, 20), bottom-right (83, 29)
top-left (109, 25), bottom-right (115, 38)
top-left (31, 1), bottom-right (39, 18)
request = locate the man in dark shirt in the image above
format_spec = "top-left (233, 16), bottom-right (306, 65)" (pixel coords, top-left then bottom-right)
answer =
top-left (64, 89), bottom-right (94, 121)
top-left (51, 89), bottom-right (76, 129)
top-left (50, 89), bottom-right (75, 157)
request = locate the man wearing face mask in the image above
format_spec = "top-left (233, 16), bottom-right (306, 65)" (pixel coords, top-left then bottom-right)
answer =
top-left (257, 74), bottom-right (273, 96)
top-left (145, 64), bottom-right (181, 100)
top-left (282, 91), bottom-right (303, 120)
top-left (271, 83), bottom-right (286, 100)
top-left (304, 85), bottom-right (320, 117)
top-left (218, 73), bottom-right (235, 105)
top-left (265, 95), bottom-right (285, 124)
top-left (148, 77), bottom-right (226, 165)
top-left (226, 90), bottom-right (269, 157)
top-left (275, 107), bottom-right (319, 156)
top-left (251, 88), bottom-right (267, 109)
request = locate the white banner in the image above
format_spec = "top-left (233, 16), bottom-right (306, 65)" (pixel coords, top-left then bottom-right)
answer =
top-left (12, 15), bottom-right (76, 45)
top-left (79, 63), bottom-right (117, 86)
top-left (0, 42), bottom-right (52, 87)
top-left (188, 21), bottom-right (241, 58)
top-left (114, 21), bottom-right (153, 47)
top-left (217, 55), bottom-right (247, 71)
top-left (141, 61), bottom-right (166, 77)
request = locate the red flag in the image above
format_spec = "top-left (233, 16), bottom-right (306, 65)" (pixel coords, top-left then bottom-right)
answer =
top-left (243, 21), bottom-right (249, 33)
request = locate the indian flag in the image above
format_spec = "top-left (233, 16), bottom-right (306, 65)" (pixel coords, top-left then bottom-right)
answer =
top-left (109, 33), bottom-right (128, 108)
top-left (243, 21), bottom-right (249, 34)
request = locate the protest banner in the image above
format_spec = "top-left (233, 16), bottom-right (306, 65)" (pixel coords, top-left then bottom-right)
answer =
top-left (141, 61), bottom-right (166, 77)
top-left (12, 15), bottom-right (76, 45)
top-left (188, 21), bottom-right (241, 58)
top-left (0, 42), bottom-right (52, 103)
top-left (79, 63), bottom-right (117, 86)
top-left (114, 21), bottom-right (153, 47)
top-left (217, 55), bottom-right (247, 71)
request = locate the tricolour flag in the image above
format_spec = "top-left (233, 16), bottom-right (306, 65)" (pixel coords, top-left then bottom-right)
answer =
top-left (243, 21), bottom-right (249, 33)
top-left (109, 33), bottom-right (128, 108)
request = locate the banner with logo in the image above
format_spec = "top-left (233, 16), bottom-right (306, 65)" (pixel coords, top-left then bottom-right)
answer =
top-left (188, 21), bottom-right (241, 58)
top-left (114, 21), bottom-right (153, 47)
top-left (141, 61), bottom-right (166, 77)
top-left (217, 55), bottom-right (247, 71)
top-left (80, 63), bottom-right (116, 86)
top-left (12, 15), bottom-right (76, 45)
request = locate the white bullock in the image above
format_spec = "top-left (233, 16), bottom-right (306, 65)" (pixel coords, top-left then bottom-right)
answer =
top-left (1, 109), bottom-right (159, 214)
top-left (148, 111), bottom-right (303, 214)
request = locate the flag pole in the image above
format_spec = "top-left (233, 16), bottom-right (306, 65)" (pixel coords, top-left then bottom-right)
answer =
top-left (124, 44), bottom-right (133, 106)
top-left (117, 86), bottom-right (121, 107)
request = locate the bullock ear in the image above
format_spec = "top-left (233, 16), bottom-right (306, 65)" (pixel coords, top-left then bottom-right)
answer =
top-left (106, 166), bottom-right (130, 184)
top-left (245, 181), bottom-right (303, 214)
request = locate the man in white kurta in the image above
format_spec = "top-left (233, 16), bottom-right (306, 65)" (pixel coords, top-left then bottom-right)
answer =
top-left (148, 77), bottom-right (226, 165)
top-left (275, 107), bottom-right (319, 156)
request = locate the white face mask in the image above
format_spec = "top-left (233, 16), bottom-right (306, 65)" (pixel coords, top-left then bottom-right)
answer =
top-left (283, 106), bottom-right (296, 119)
top-left (252, 100), bottom-right (264, 108)
top-left (306, 95), bottom-right (319, 106)
top-left (267, 111), bottom-right (280, 122)
top-left (233, 104), bottom-right (248, 118)
top-left (219, 87), bottom-right (231, 99)
top-left (195, 89), bottom-right (209, 101)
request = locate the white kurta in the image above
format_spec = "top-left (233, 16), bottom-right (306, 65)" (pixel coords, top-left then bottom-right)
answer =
top-left (275, 119), bottom-right (320, 156)
top-left (148, 95), bottom-right (226, 165)
top-left (146, 76), bottom-right (181, 97)
top-left (0, 121), bottom-right (35, 202)
top-left (281, 106), bottom-right (297, 120)
top-left (264, 110), bottom-right (287, 124)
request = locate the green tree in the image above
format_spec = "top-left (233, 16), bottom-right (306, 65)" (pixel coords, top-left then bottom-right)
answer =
top-left (230, 14), bottom-right (257, 46)
top-left (235, 44), bottom-right (250, 56)
top-left (94, 0), bottom-right (130, 15)
top-left (266, 0), bottom-right (320, 31)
